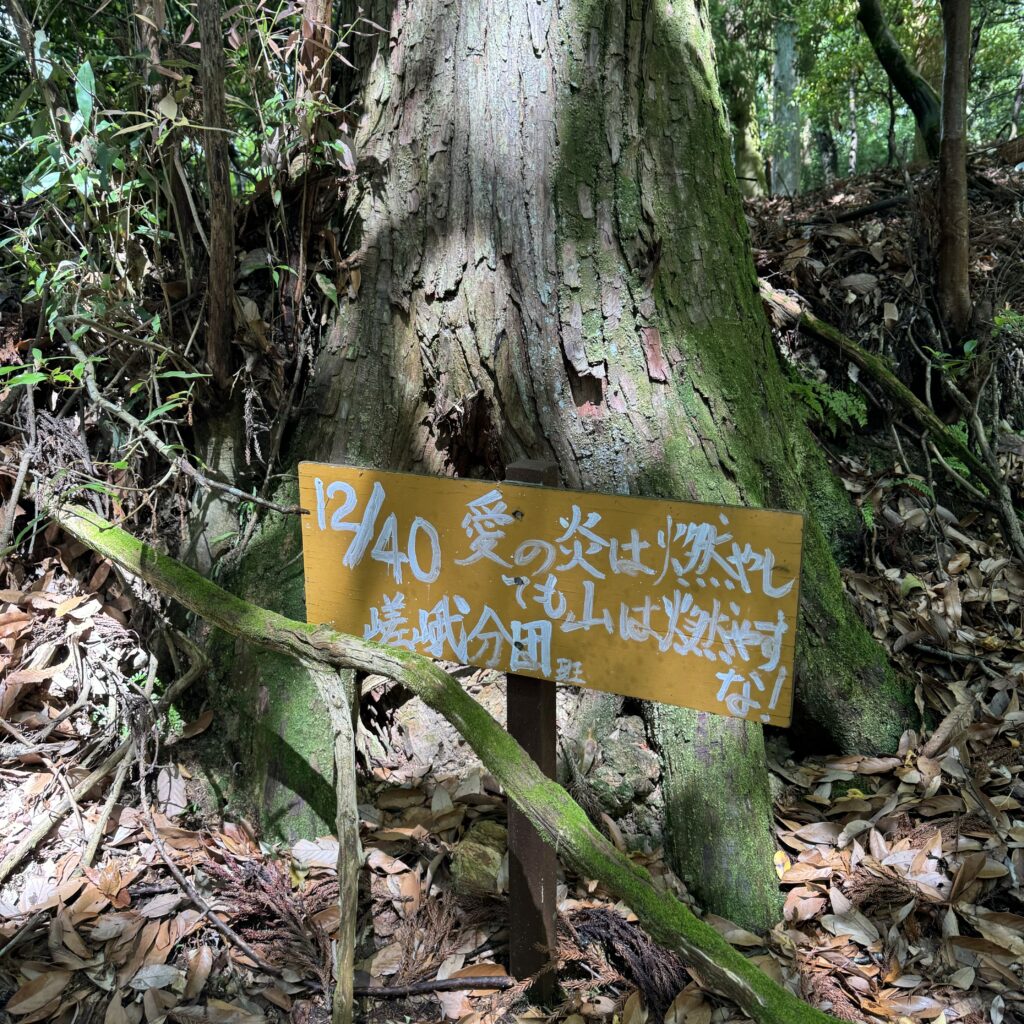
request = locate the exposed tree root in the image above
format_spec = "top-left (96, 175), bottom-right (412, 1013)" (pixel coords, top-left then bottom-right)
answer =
top-left (51, 502), bottom-right (843, 1024)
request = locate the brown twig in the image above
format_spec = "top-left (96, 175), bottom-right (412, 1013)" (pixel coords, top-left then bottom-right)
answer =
top-left (65, 339), bottom-right (304, 517)
top-left (82, 749), bottom-right (133, 867)
top-left (909, 642), bottom-right (1004, 679)
top-left (354, 977), bottom-right (515, 997)
top-left (0, 909), bottom-right (46, 961)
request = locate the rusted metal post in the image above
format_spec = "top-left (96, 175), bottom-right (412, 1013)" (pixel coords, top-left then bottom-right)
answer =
top-left (504, 459), bottom-right (559, 1003)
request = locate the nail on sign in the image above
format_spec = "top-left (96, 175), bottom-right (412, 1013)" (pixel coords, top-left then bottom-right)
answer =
top-left (298, 463), bottom-right (804, 725)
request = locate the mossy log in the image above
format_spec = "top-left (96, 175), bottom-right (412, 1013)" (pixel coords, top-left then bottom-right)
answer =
top-left (54, 502), bottom-right (842, 1024)
top-left (759, 281), bottom-right (988, 485)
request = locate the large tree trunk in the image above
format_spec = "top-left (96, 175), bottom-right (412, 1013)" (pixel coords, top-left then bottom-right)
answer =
top-left (937, 0), bottom-right (972, 341)
top-left (205, 0), bottom-right (914, 929)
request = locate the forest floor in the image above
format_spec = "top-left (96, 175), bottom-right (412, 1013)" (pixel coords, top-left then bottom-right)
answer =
top-left (2, 163), bottom-right (1024, 1024)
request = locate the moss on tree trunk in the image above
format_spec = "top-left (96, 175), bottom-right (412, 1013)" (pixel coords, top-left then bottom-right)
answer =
top-left (652, 707), bottom-right (782, 929)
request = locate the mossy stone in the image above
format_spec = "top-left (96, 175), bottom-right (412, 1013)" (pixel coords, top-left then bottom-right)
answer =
top-left (450, 819), bottom-right (507, 897)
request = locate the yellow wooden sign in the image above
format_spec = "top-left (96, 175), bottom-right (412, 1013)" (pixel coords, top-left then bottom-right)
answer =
top-left (298, 463), bottom-right (804, 725)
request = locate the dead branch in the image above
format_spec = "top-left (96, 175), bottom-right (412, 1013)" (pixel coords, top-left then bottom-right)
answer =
top-left (65, 339), bottom-right (301, 516)
top-left (51, 501), bottom-right (844, 1024)
top-left (758, 279), bottom-right (1024, 561)
top-left (354, 977), bottom-right (515, 997)
top-left (798, 194), bottom-right (908, 226)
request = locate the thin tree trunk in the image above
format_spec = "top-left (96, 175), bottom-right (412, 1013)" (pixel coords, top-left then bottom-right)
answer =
top-left (937, 0), bottom-right (972, 340)
top-left (847, 74), bottom-right (859, 176)
top-left (318, 666), bottom-right (359, 1024)
top-left (857, 0), bottom-right (941, 159)
top-left (886, 81), bottom-right (897, 165)
top-left (771, 18), bottom-right (801, 195)
top-left (197, 0), bottom-right (234, 390)
top-left (1009, 67), bottom-right (1024, 140)
top-left (135, 0), bottom-right (192, 287)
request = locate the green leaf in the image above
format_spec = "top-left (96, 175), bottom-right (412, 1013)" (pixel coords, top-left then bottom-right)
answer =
top-left (900, 574), bottom-right (925, 597)
top-left (22, 170), bottom-right (61, 200)
top-left (75, 61), bottom-right (95, 124)
top-left (140, 398), bottom-right (184, 425)
top-left (5, 371), bottom-right (47, 387)
top-left (315, 272), bottom-right (338, 306)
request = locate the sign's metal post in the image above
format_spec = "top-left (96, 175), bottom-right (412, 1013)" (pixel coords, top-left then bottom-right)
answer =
top-left (504, 459), bottom-right (559, 1003)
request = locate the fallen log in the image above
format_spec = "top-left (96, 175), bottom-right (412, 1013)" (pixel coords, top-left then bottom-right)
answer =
top-left (52, 502), bottom-right (841, 1024)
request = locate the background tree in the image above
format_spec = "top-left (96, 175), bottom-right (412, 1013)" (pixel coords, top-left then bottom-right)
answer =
top-left (937, 0), bottom-right (973, 339)
top-left (771, 14), bottom-right (803, 193)
top-left (713, 0), bottom-right (772, 196)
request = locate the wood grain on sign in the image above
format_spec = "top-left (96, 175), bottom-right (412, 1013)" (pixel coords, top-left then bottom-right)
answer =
top-left (298, 463), bottom-right (805, 725)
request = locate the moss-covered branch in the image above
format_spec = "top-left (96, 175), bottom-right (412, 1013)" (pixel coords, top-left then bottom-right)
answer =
top-left (759, 281), bottom-right (1024, 562)
top-left (760, 281), bottom-right (989, 487)
top-left (52, 502), bottom-right (840, 1024)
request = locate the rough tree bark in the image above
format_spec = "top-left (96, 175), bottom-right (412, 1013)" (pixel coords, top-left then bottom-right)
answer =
top-left (197, 0), bottom-right (234, 389)
top-left (937, 0), bottom-right (972, 341)
top-left (857, 0), bottom-right (941, 159)
top-left (205, 0), bottom-right (915, 931)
